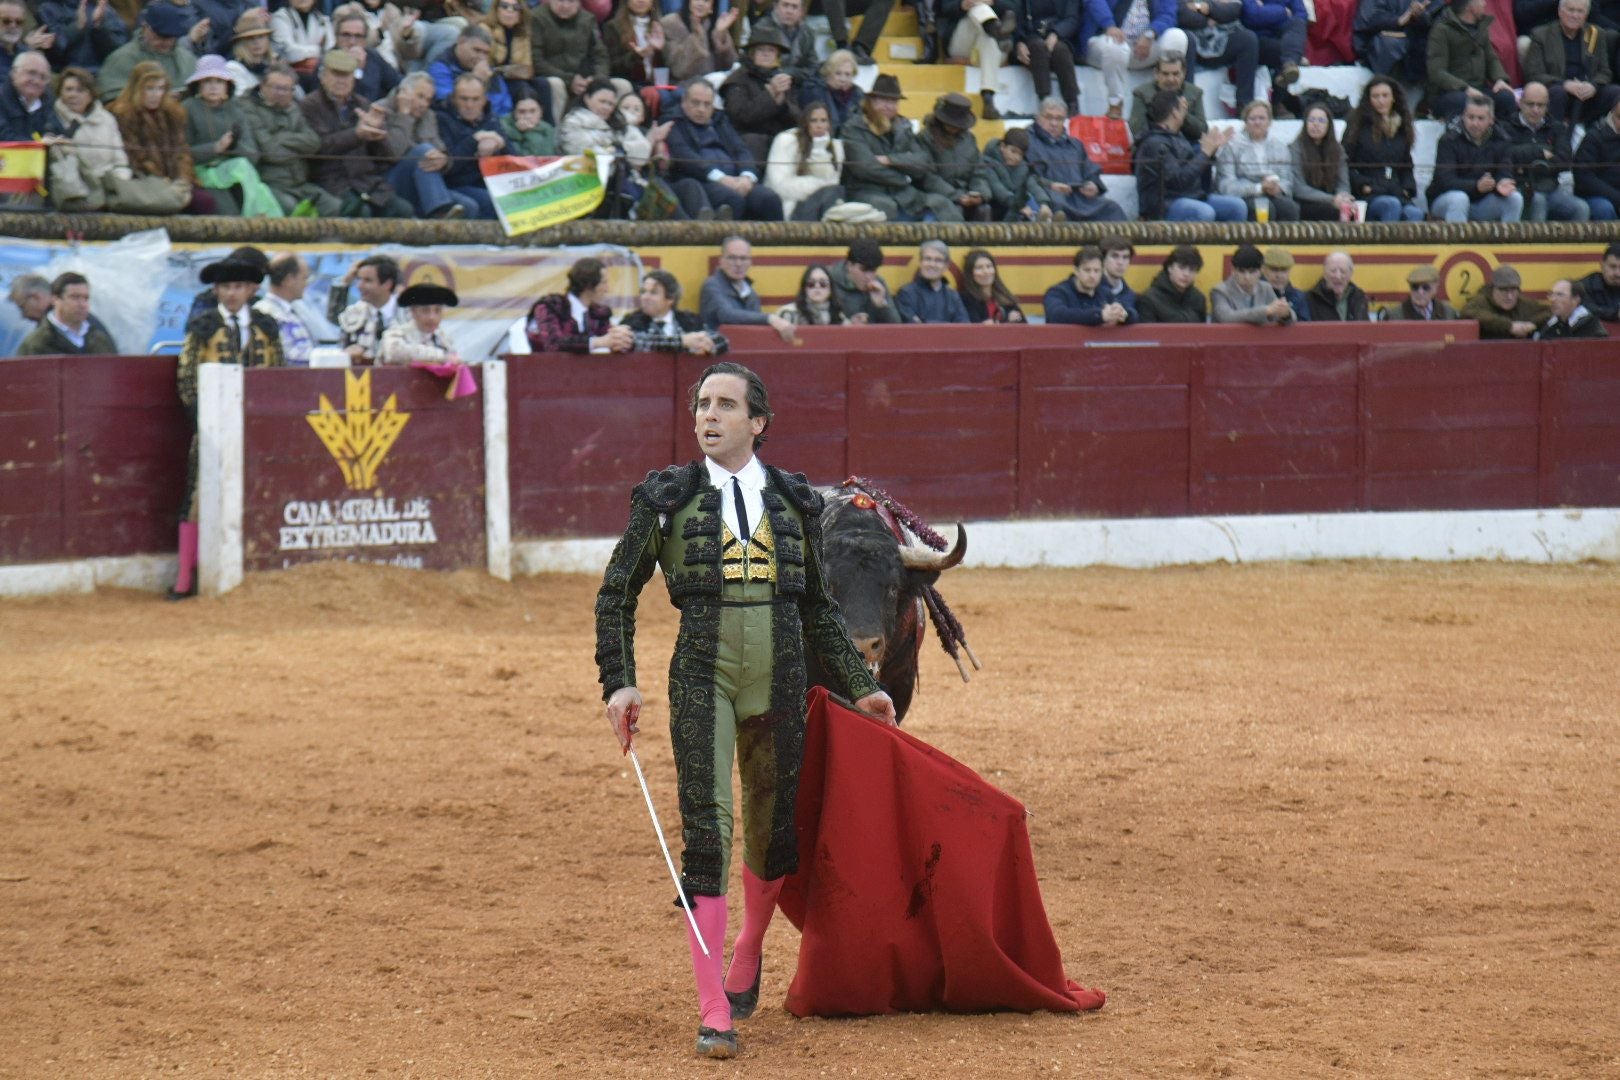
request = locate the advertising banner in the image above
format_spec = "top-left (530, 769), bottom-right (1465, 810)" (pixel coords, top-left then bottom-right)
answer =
top-left (481, 151), bottom-right (606, 237)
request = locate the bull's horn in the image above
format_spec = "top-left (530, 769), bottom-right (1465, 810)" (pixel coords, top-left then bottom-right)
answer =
top-left (899, 525), bottom-right (966, 572)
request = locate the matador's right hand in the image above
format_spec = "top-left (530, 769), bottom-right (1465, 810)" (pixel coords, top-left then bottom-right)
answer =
top-left (606, 687), bottom-right (643, 755)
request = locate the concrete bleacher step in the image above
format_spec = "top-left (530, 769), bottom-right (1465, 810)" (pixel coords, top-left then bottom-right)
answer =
top-left (850, 8), bottom-right (919, 37)
top-left (878, 62), bottom-right (965, 93)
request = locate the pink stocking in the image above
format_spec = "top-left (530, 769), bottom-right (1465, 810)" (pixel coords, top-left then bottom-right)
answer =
top-left (173, 522), bottom-right (198, 595)
top-left (687, 894), bottom-right (731, 1031)
top-left (724, 867), bottom-right (783, 994)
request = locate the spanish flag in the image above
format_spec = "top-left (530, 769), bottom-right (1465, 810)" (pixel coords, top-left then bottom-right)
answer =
top-left (0, 141), bottom-right (46, 196)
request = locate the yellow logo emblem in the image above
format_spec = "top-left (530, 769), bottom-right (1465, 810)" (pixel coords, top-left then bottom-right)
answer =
top-left (306, 370), bottom-right (410, 491)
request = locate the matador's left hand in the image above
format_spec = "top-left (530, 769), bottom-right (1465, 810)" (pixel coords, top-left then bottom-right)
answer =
top-left (853, 691), bottom-right (897, 727)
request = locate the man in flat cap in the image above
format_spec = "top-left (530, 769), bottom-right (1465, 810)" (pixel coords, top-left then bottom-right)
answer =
top-left (1260, 247), bottom-right (1311, 322)
top-left (379, 283), bottom-right (463, 364)
top-left (172, 258), bottom-right (284, 600)
top-left (98, 3), bottom-right (198, 102)
top-left (1460, 265), bottom-right (1551, 338)
top-left (301, 48), bottom-right (413, 217)
top-left (1380, 266), bottom-right (1459, 321)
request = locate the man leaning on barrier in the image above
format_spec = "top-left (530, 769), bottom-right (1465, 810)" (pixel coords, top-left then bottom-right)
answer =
top-left (15, 273), bottom-right (118, 356)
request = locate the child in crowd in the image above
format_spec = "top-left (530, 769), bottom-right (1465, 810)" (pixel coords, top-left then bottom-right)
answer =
top-left (978, 127), bottom-right (1053, 222)
top-left (500, 95), bottom-right (558, 156)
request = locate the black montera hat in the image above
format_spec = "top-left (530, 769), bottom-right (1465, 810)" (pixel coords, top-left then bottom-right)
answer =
top-left (199, 259), bottom-right (265, 286)
top-left (397, 283), bottom-right (460, 307)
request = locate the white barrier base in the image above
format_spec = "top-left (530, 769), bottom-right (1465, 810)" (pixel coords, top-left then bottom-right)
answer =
top-left (513, 508), bottom-right (1620, 575)
top-left (0, 554), bottom-right (176, 598)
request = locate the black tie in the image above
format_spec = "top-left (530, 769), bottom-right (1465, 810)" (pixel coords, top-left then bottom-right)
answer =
top-left (231, 315), bottom-right (243, 360)
top-left (732, 478), bottom-right (749, 569)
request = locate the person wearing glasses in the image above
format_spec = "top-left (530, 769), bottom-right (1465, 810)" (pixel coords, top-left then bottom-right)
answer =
top-left (1379, 265), bottom-right (1458, 321)
top-left (699, 235), bottom-right (797, 341)
top-left (777, 265), bottom-right (848, 325)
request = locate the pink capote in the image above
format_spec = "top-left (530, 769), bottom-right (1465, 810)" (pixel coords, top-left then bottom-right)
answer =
top-left (776, 687), bottom-right (1107, 1018)
top-left (409, 362), bottom-right (478, 400)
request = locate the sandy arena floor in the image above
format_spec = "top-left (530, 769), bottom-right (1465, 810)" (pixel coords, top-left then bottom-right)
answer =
top-left (2, 561), bottom-right (1618, 1078)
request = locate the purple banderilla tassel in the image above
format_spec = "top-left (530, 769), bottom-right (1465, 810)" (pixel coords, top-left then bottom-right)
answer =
top-left (846, 477), bottom-right (949, 552)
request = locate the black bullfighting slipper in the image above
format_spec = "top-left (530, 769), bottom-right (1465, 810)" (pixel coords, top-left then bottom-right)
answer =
top-left (695, 1026), bottom-right (739, 1058)
top-left (725, 954), bottom-right (762, 1021)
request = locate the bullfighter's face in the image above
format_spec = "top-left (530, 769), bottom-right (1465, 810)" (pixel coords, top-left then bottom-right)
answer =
top-left (693, 373), bottom-right (764, 472)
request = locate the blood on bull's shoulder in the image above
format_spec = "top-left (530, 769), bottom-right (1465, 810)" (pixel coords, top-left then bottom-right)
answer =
top-left (806, 490), bottom-right (967, 724)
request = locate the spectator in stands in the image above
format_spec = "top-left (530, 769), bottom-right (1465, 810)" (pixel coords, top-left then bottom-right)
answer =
top-left (980, 127), bottom-right (1054, 220)
top-left (1307, 251), bottom-right (1369, 321)
top-left (941, 0), bottom-right (1010, 119)
top-left (766, 102), bottom-right (847, 220)
top-left (611, 89), bottom-right (679, 215)
top-left (666, 78), bottom-right (785, 221)
top-left (721, 25), bottom-right (800, 165)
top-left (1573, 95), bottom-right (1620, 220)
top-left (352, 0), bottom-right (423, 75)
top-left (1212, 242), bottom-right (1294, 324)
top-left (481, 0), bottom-right (547, 118)
top-left (48, 67), bottom-right (132, 212)
top-left (1083, 0), bottom-right (1190, 120)
top-left (1180, 1), bottom-right (1260, 112)
top-left (1, 50), bottom-right (62, 144)
top-left (841, 75), bottom-right (954, 221)
top-left (778, 264), bottom-right (850, 325)
top-left (829, 238), bottom-right (900, 323)
top-left (1027, 96), bottom-right (1127, 221)
top-left (1099, 235), bottom-right (1139, 317)
top-left (1505, 81), bottom-right (1589, 220)
top-left (559, 77), bottom-right (651, 169)
top-left (7, 272), bottom-right (49, 322)
top-left (15, 273), bottom-right (117, 355)
top-left (826, 0), bottom-right (893, 67)
top-left (1575, 242), bottom-right (1620, 319)
top-left (329, 253), bottom-right (402, 361)
top-left (623, 269), bottom-right (729, 351)
top-left (110, 61), bottom-right (216, 213)
top-left (660, 0), bottom-right (737, 83)
top-left (0, 0), bottom-right (47, 81)
top-left (604, 0), bottom-right (664, 87)
top-left (332, 7), bottom-right (400, 105)
top-left (434, 73), bottom-right (505, 218)
top-left (1137, 243), bottom-right (1208, 322)
top-left (1241, 0), bottom-right (1308, 98)
top-left (1461, 264), bottom-right (1549, 337)
top-left (799, 50), bottom-right (863, 133)
top-left (241, 63), bottom-right (343, 217)
top-left (896, 239), bottom-right (971, 323)
top-left (531, 0), bottom-right (611, 105)
top-left (1379, 264), bottom-right (1459, 319)
top-left (430, 26), bottom-right (512, 117)
top-left (527, 256), bottom-right (633, 353)
top-left (754, 0), bottom-right (818, 87)
top-left (1352, 0), bottom-right (1436, 82)
top-left (960, 248), bottom-right (1027, 323)
top-left (1291, 104), bottom-right (1356, 220)
top-left (376, 72), bottom-right (452, 217)
top-left (1426, 0), bottom-right (1515, 120)
top-left (919, 92), bottom-right (988, 221)
top-left (185, 55), bottom-right (282, 218)
top-left (1129, 52), bottom-right (1209, 140)
top-left (98, 4), bottom-right (196, 103)
top-left (1013, 0), bottom-right (1081, 116)
top-left (1344, 75), bottom-right (1424, 221)
top-left (1537, 278), bottom-right (1609, 337)
top-left (379, 283), bottom-right (463, 364)
top-left (1428, 91), bottom-right (1523, 222)
top-left (1219, 100), bottom-right (1300, 221)
top-left (37, 0), bottom-right (129, 74)
top-left (1045, 245), bottom-right (1136, 325)
top-left (272, 0), bottom-right (335, 89)
top-left (225, 9), bottom-right (275, 94)
top-left (1261, 246), bottom-right (1311, 320)
top-left (1522, 0), bottom-right (1620, 125)
top-left (254, 254), bottom-right (317, 365)
top-left (302, 49), bottom-right (414, 217)
top-left (1135, 87), bottom-right (1241, 220)
top-left (502, 93), bottom-right (557, 153)
top-left (699, 235), bottom-right (797, 340)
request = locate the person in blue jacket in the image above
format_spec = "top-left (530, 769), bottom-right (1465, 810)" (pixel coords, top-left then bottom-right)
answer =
top-left (1078, 0), bottom-right (1187, 116)
top-left (1241, 0), bottom-right (1307, 93)
top-left (896, 239), bottom-right (972, 323)
top-left (1099, 234), bottom-right (1141, 323)
top-left (665, 78), bottom-right (785, 221)
top-left (433, 73), bottom-right (506, 219)
top-left (1043, 245), bottom-right (1136, 326)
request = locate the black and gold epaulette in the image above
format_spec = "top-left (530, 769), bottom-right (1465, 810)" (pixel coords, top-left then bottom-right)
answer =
top-left (765, 465), bottom-right (821, 515)
top-left (633, 461), bottom-right (704, 512)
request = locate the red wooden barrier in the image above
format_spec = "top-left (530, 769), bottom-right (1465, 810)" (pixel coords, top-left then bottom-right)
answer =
top-left (1541, 343), bottom-right (1620, 508)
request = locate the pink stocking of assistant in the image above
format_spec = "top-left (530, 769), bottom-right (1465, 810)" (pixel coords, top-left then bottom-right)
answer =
top-left (173, 522), bottom-right (198, 595)
top-left (724, 867), bottom-right (783, 994)
top-left (687, 894), bottom-right (731, 1031)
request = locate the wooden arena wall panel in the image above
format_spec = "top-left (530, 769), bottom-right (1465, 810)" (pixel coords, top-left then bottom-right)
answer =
top-left (0, 357), bottom-right (65, 563)
top-left (1017, 346), bottom-right (1194, 518)
top-left (1361, 343), bottom-right (1544, 510)
top-left (507, 353), bottom-right (676, 539)
top-left (1540, 345), bottom-right (1620, 508)
top-left (241, 368), bottom-right (487, 572)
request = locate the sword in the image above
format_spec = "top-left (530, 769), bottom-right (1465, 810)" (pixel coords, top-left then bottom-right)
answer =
top-left (628, 746), bottom-right (709, 956)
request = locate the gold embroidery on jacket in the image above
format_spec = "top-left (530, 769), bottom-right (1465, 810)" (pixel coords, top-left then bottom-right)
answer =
top-left (720, 519), bottom-right (776, 582)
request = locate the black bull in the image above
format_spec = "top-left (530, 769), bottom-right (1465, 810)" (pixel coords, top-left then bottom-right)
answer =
top-left (805, 492), bottom-right (967, 723)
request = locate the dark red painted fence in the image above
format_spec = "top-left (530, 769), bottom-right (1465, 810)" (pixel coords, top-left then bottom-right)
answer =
top-left (4, 328), bottom-right (1619, 566)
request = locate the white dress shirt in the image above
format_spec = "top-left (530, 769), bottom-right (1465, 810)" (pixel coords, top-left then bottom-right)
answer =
top-left (705, 455), bottom-right (766, 544)
top-left (217, 304), bottom-right (251, 351)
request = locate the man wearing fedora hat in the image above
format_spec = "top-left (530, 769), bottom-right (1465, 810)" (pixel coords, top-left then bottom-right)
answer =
top-left (841, 74), bottom-right (962, 221)
top-left (1460, 264), bottom-right (1551, 338)
top-left (918, 92), bottom-right (988, 220)
top-left (172, 258), bottom-right (284, 600)
top-left (1379, 265), bottom-right (1459, 321)
top-left (721, 24), bottom-right (800, 167)
top-left (97, 3), bottom-right (198, 102)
